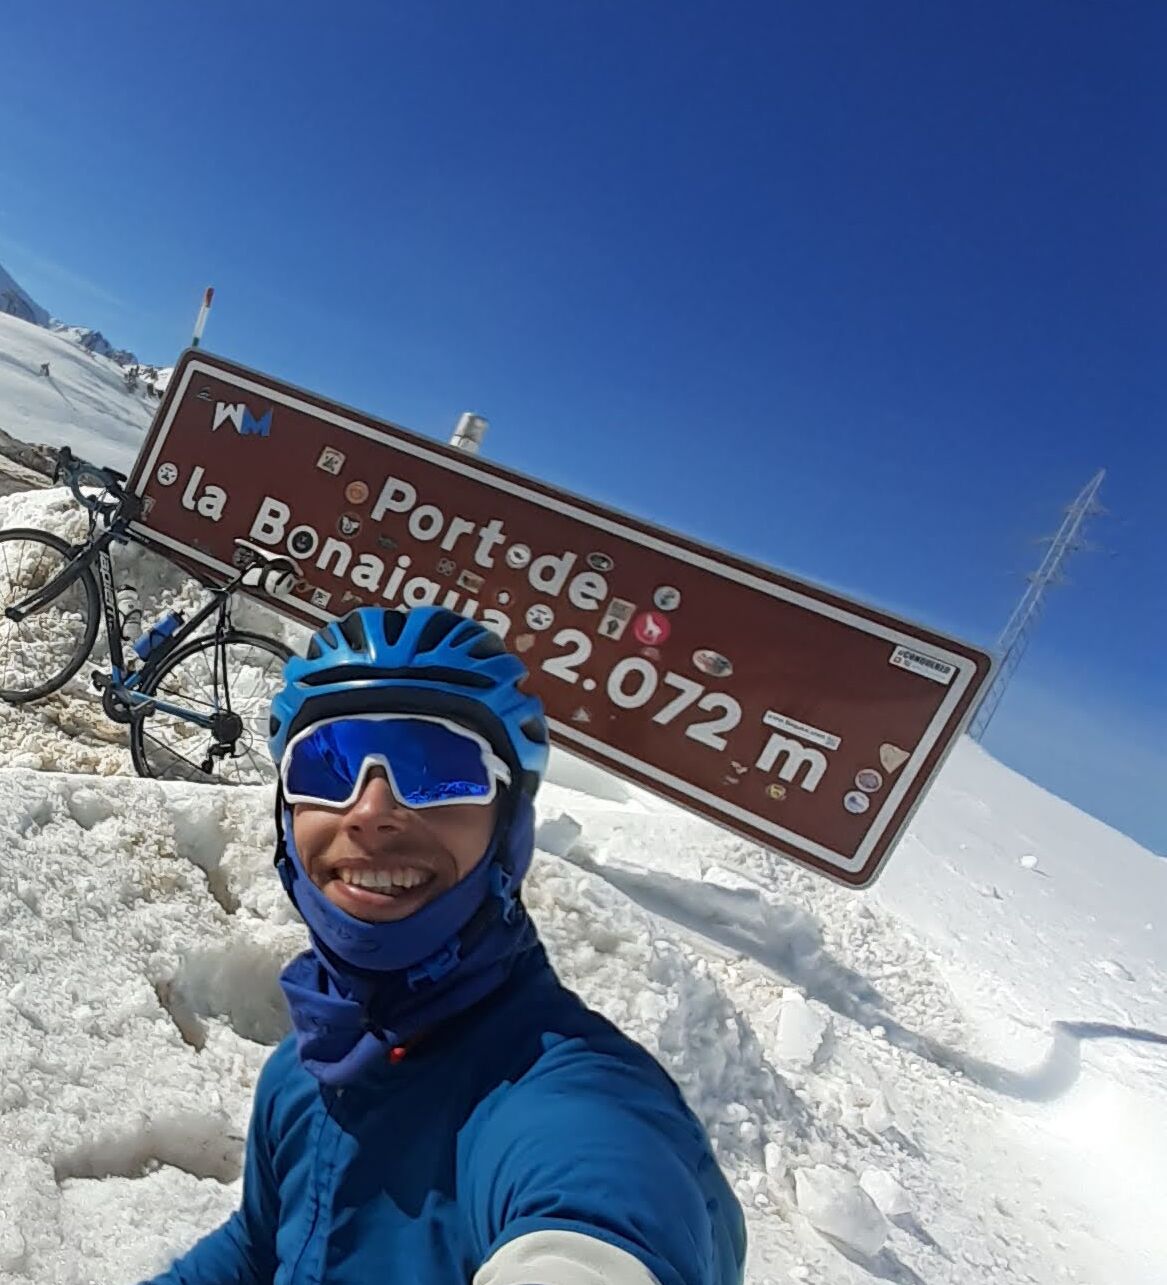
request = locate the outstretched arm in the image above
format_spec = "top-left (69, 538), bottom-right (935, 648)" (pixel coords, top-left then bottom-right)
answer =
top-left (465, 1041), bottom-right (746, 1285)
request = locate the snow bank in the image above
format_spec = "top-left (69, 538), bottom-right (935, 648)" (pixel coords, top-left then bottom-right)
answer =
top-left (0, 477), bottom-right (1163, 1283)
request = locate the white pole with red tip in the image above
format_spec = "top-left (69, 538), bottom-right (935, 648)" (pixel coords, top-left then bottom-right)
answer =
top-left (191, 287), bottom-right (215, 348)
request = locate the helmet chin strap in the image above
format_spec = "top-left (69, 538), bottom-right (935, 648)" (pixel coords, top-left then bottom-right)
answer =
top-left (273, 789), bottom-right (526, 977)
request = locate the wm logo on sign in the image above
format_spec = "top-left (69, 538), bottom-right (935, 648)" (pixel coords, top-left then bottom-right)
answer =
top-left (213, 402), bottom-right (273, 436)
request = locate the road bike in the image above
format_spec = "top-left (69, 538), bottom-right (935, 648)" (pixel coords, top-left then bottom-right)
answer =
top-left (0, 446), bottom-right (300, 786)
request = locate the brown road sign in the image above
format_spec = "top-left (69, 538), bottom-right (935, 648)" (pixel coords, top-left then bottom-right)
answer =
top-left (128, 350), bottom-right (994, 887)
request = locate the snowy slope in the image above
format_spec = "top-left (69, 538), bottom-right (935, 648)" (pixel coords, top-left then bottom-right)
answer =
top-left (0, 311), bottom-right (156, 473)
top-left (877, 750), bottom-right (1167, 1278)
top-left (0, 486), bottom-right (1162, 1285)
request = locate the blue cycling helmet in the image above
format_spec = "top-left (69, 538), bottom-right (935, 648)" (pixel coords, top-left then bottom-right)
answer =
top-left (268, 606), bottom-right (548, 798)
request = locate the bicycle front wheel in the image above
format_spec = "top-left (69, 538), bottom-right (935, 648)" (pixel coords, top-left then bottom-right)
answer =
top-left (129, 630), bottom-right (290, 786)
top-left (0, 527), bottom-right (100, 702)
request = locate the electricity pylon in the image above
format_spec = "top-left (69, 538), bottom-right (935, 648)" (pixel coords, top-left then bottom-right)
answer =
top-left (969, 470), bottom-right (1106, 741)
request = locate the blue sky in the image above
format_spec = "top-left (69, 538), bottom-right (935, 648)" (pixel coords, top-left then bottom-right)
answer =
top-left (1, 2), bottom-right (1163, 852)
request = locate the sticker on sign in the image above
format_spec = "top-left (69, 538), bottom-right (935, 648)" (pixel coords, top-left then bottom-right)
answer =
top-left (762, 711), bottom-right (842, 752)
top-left (127, 350), bottom-right (994, 887)
top-left (889, 645), bottom-right (957, 685)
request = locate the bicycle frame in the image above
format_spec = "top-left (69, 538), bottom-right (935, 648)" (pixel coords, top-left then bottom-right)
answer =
top-left (106, 561), bottom-right (234, 728)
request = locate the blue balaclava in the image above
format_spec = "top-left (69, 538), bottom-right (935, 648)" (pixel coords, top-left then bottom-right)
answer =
top-left (269, 606), bottom-right (549, 1086)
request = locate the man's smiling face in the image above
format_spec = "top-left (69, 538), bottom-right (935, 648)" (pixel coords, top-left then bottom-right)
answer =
top-left (291, 765), bottom-right (498, 923)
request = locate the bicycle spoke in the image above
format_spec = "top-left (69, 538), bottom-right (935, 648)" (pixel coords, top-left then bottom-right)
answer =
top-left (133, 633), bottom-right (286, 786)
top-left (241, 652), bottom-right (282, 704)
top-left (14, 538), bottom-right (27, 599)
top-left (139, 726), bottom-right (214, 781)
top-left (151, 681), bottom-right (267, 718)
top-left (152, 684), bottom-right (222, 712)
top-left (200, 645), bottom-right (217, 703)
top-left (31, 540), bottom-right (47, 593)
top-left (214, 647), bottom-right (280, 719)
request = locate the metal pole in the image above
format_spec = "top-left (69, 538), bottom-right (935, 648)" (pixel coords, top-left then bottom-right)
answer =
top-left (191, 287), bottom-right (215, 348)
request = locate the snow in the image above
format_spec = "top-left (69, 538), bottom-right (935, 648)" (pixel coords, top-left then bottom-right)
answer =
top-left (0, 311), bottom-right (156, 473)
top-left (0, 376), bottom-right (1163, 1282)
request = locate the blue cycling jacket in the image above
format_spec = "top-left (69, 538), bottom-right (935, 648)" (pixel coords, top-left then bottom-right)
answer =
top-left (143, 947), bottom-right (746, 1285)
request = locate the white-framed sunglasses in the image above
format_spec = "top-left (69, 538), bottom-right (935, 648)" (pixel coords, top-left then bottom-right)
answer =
top-left (281, 712), bottom-right (512, 811)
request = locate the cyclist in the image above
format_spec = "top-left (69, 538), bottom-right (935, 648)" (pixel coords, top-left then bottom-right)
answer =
top-left (144, 605), bottom-right (746, 1285)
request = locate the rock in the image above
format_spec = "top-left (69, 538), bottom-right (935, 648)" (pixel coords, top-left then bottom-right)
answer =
top-left (794, 1164), bottom-right (889, 1258)
top-left (0, 426), bottom-right (56, 478)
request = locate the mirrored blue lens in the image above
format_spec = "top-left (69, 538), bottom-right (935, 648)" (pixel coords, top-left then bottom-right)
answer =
top-left (284, 718), bottom-right (496, 807)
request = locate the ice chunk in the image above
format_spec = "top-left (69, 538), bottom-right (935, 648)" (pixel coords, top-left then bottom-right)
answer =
top-left (534, 813), bottom-right (583, 857)
top-left (862, 1088), bottom-right (896, 1134)
top-left (774, 990), bottom-right (829, 1069)
top-left (794, 1164), bottom-right (889, 1257)
top-left (860, 1167), bottom-right (912, 1218)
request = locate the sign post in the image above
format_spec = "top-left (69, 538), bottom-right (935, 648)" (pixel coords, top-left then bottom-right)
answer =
top-left (128, 350), bottom-right (993, 887)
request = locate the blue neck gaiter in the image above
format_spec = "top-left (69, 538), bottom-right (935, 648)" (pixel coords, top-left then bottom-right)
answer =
top-left (276, 795), bottom-right (537, 1086)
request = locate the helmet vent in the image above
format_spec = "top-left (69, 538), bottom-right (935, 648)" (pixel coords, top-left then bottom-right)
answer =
top-left (520, 714), bottom-right (549, 745)
top-left (306, 637), bottom-right (323, 661)
top-left (337, 612), bottom-right (368, 652)
top-left (416, 610), bottom-right (465, 655)
top-left (467, 630), bottom-right (506, 660)
top-left (382, 609), bottom-right (407, 646)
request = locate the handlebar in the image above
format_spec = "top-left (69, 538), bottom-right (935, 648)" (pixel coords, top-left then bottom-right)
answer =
top-left (51, 452), bottom-right (299, 602)
top-left (54, 446), bottom-right (137, 519)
